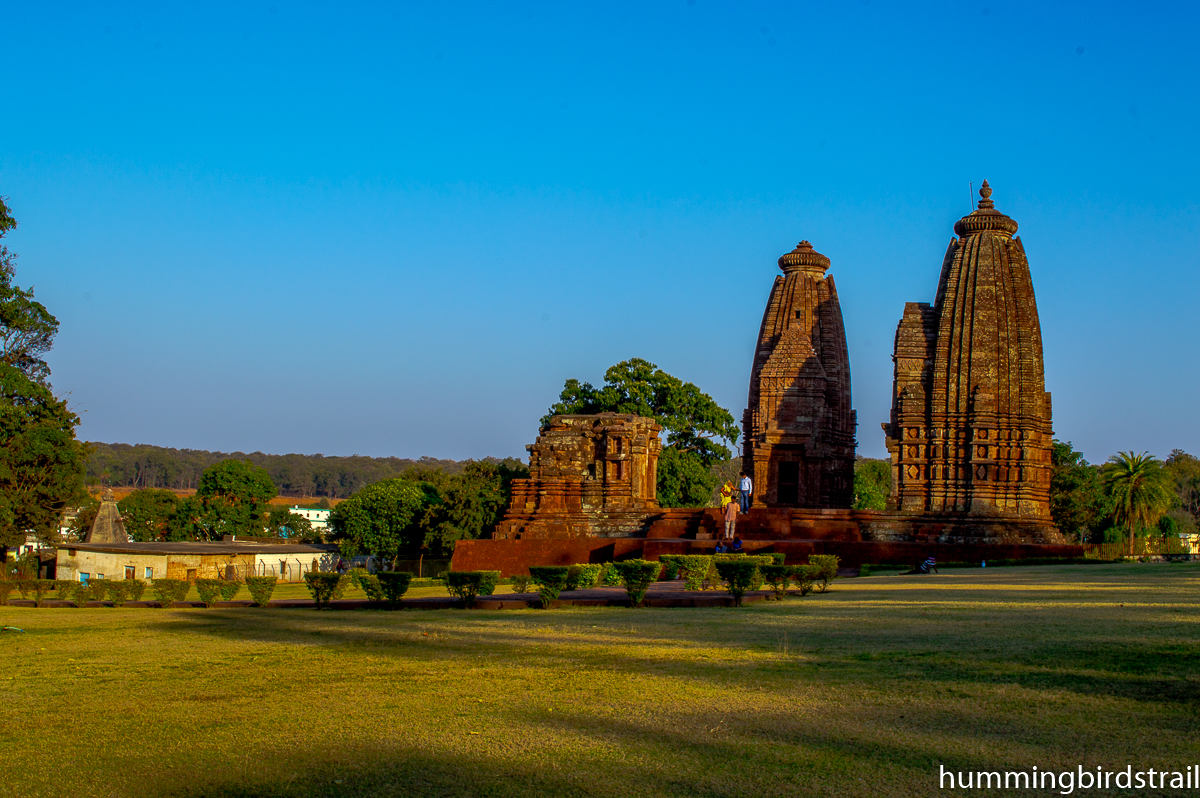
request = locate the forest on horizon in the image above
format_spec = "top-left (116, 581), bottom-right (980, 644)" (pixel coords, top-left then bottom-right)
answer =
top-left (84, 441), bottom-right (525, 499)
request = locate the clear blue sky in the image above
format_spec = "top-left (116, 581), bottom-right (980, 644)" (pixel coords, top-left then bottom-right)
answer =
top-left (2, 1), bottom-right (1197, 465)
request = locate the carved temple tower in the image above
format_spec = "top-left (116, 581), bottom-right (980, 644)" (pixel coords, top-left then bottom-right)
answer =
top-left (743, 241), bottom-right (856, 508)
top-left (883, 182), bottom-right (1055, 529)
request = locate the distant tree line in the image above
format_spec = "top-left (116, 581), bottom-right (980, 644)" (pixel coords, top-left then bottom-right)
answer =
top-left (84, 441), bottom-right (524, 498)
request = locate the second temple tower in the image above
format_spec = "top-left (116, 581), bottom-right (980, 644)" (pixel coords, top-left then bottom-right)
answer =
top-left (743, 241), bottom-right (856, 508)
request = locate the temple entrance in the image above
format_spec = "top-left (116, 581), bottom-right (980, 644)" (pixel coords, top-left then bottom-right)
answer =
top-left (777, 462), bottom-right (800, 506)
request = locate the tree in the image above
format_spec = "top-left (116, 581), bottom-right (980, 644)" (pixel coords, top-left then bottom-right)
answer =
top-left (179, 459), bottom-right (277, 540)
top-left (327, 478), bottom-right (427, 566)
top-left (0, 196), bottom-right (59, 387)
top-left (1164, 449), bottom-right (1200, 525)
top-left (1102, 452), bottom-right (1175, 556)
top-left (417, 461), bottom-right (528, 555)
top-left (263, 506), bottom-right (319, 542)
top-left (853, 458), bottom-right (890, 510)
top-left (67, 496), bottom-right (100, 541)
top-left (0, 364), bottom-right (89, 554)
top-left (1049, 440), bottom-right (1110, 542)
top-left (117, 489), bottom-right (181, 542)
top-left (545, 358), bottom-right (739, 507)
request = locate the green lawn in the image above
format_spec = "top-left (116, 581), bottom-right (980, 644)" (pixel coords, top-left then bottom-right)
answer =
top-left (2, 563), bottom-right (1198, 798)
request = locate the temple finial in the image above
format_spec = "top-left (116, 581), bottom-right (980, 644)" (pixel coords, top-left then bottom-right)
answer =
top-left (978, 179), bottom-right (994, 210)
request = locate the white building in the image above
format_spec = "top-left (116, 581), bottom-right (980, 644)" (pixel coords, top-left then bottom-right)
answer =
top-left (289, 506), bottom-right (331, 531)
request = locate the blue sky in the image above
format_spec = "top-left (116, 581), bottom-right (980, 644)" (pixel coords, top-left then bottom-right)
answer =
top-left (1, 1), bottom-right (1196, 464)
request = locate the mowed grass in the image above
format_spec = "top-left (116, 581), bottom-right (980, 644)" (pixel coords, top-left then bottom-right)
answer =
top-left (2, 563), bottom-right (1198, 798)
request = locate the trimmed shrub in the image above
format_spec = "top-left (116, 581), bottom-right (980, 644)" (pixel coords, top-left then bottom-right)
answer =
top-left (151, 579), bottom-right (190, 608)
top-left (409, 577), bottom-right (444, 588)
top-left (658, 555), bottom-right (686, 581)
top-left (217, 580), bottom-right (241, 601)
top-left (678, 555), bottom-right (714, 591)
top-left (476, 570), bottom-right (501, 597)
top-left (52, 580), bottom-right (76, 605)
top-left (348, 567), bottom-right (373, 592)
top-left (80, 579), bottom-right (109, 606)
top-left (510, 575), bottom-right (531, 593)
top-left (612, 560), bottom-right (661, 607)
top-left (528, 566), bottom-right (570, 609)
top-left (303, 572), bottom-right (343, 610)
top-left (0, 581), bottom-right (13, 606)
top-left (376, 571), bottom-right (413, 605)
top-left (358, 573), bottom-right (385, 601)
top-left (714, 560), bottom-right (758, 607)
top-left (445, 571), bottom-right (489, 608)
top-left (194, 579), bottom-right (228, 607)
top-left (565, 564), bottom-right (603, 591)
top-left (791, 564), bottom-right (818, 596)
top-left (598, 563), bottom-right (622, 587)
top-left (759, 565), bottom-right (793, 600)
top-left (11, 579), bottom-right (35, 601)
top-left (244, 576), bottom-right (278, 607)
top-left (765, 553), bottom-right (787, 566)
top-left (808, 555), bottom-right (840, 593)
top-left (331, 574), bottom-right (352, 600)
top-left (104, 581), bottom-right (133, 607)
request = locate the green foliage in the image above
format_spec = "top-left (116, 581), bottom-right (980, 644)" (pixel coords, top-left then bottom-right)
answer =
top-left (302, 572), bottom-right (342, 610)
top-left (194, 578), bottom-right (227, 607)
top-left (544, 358), bottom-right (738, 508)
top-left (598, 563), bottom-right (622, 586)
top-left (1050, 440), bottom-right (1111, 542)
top-left (66, 497), bottom-right (99, 542)
top-left (853, 458), bottom-right (891, 510)
top-left (791, 564), bottom-right (818, 596)
top-left (48, 580), bottom-right (71, 605)
top-left (263, 507), bottom-right (319, 541)
top-left (445, 571), bottom-right (491, 608)
top-left (0, 364), bottom-right (88, 549)
top-left (677, 555), bottom-right (714, 591)
top-left (327, 478), bottom-right (426, 562)
top-left (528, 566), bottom-right (570, 608)
top-left (102, 580), bottom-right (132, 607)
top-left (150, 578), bottom-right (189, 607)
top-left (1103, 452), bottom-right (1175, 555)
top-left (658, 555), bottom-right (684, 581)
top-left (808, 555), bottom-right (840, 592)
top-left (476, 570), bottom-right (500, 597)
top-left (1164, 449), bottom-right (1200, 526)
top-left (244, 576), bottom-right (278, 607)
top-left (0, 196), bottom-right (59, 387)
top-left (0, 580), bottom-right (13, 605)
top-left (510, 575), bottom-right (531, 593)
top-left (78, 579), bottom-right (108, 606)
top-left (714, 560), bottom-right (758, 607)
top-left (375, 571), bottom-right (413, 604)
top-left (416, 461), bottom-right (529, 556)
top-left (176, 459), bottom-right (278, 541)
top-left (127, 579), bottom-right (147, 601)
top-left (357, 573), bottom-right (385, 601)
top-left (759, 565), bottom-right (792, 600)
top-left (565, 563), bottom-right (603, 590)
top-left (612, 560), bottom-right (661, 607)
top-left (117, 489), bottom-right (182, 542)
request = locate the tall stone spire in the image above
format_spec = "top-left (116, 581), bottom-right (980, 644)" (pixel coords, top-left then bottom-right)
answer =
top-left (85, 488), bottom-right (130, 544)
top-left (883, 182), bottom-right (1055, 529)
top-left (742, 240), bottom-right (856, 508)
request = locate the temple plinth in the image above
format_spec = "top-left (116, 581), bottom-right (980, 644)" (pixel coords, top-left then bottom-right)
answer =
top-left (881, 181), bottom-right (1060, 541)
top-left (742, 241), bottom-right (856, 508)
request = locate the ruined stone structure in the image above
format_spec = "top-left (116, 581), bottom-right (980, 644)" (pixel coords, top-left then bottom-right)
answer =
top-left (84, 489), bottom-right (129, 544)
top-left (742, 241), bottom-right (856, 508)
top-left (494, 414), bottom-right (663, 539)
top-left (882, 181), bottom-right (1058, 540)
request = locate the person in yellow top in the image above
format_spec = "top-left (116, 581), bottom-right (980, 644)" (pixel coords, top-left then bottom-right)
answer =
top-left (719, 481), bottom-right (735, 510)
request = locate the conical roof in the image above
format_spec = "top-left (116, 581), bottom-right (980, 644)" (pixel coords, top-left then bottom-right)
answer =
top-left (778, 240), bottom-right (831, 275)
top-left (85, 490), bottom-right (130, 544)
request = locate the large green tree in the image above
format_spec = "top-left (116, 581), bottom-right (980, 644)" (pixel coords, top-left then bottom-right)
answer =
top-left (0, 196), bottom-right (59, 387)
top-left (327, 478), bottom-right (427, 565)
top-left (1164, 449), bottom-right (1200, 525)
top-left (1102, 451), bottom-right (1175, 555)
top-left (176, 459), bottom-right (278, 540)
top-left (263, 506), bottom-right (319, 542)
top-left (1049, 440), bottom-right (1110, 542)
top-left (416, 461), bottom-right (528, 555)
top-left (545, 358), bottom-right (738, 507)
top-left (117, 488), bottom-right (181, 542)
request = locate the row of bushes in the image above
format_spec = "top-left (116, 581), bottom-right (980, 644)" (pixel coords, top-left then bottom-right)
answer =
top-left (0, 577), bottom-right (279, 608)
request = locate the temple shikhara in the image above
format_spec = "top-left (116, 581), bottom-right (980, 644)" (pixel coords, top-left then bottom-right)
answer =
top-left (453, 182), bottom-right (1074, 575)
top-left (882, 181), bottom-right (1061, 542)
top-left (742, 241), bottom-right (855, 508)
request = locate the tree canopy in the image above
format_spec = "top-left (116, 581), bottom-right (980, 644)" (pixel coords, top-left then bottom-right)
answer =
top-left (0, 196), bottom-right (59, 387)
top-left (1049, 440), bottom-right (1111, 543)
top-left (177, 459), bottom-right (278, 540)
top-left (263, 506), bottom-right (318, 542)
top-left (545, 358), bottom-right (738, 507)
top-left (117, 488), bottom-right (181, 542)
top-left (1102, 451), bottom-right (1175, 555)
top-left (852, 458), bottom-right (890, 510)
top-left (327, 478), bottom-right (428, 563)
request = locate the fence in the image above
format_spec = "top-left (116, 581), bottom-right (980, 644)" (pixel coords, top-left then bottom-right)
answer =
top-left (1084, 537), bottom-right (1198, 560)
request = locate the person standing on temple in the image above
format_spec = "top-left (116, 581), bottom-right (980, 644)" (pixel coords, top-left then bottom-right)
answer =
top-left (738, 472), bottom-right (753, 512)
top-left (723, 496), bottom-right (739, 540)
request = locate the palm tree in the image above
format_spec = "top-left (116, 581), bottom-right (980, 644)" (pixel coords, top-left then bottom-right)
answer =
top-left (1102, 452), bottom-right (1175, 556)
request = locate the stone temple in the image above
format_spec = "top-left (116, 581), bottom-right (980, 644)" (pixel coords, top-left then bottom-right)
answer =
top-left (742, 241), bottom-right (855, 508)
top-left (881, 181), bottom-right (1060, 542)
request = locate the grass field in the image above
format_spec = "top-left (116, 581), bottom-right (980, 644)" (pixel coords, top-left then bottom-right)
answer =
top-left (2, 563), bottom-right (1198, 798)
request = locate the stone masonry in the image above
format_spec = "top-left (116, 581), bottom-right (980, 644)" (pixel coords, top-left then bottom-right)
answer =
top-left (493, 414), bottom-right (663, 539)
top-left (742, 241), bottom-right (856, 508)
top-left (882, 181), bottom-right (1060, 541)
